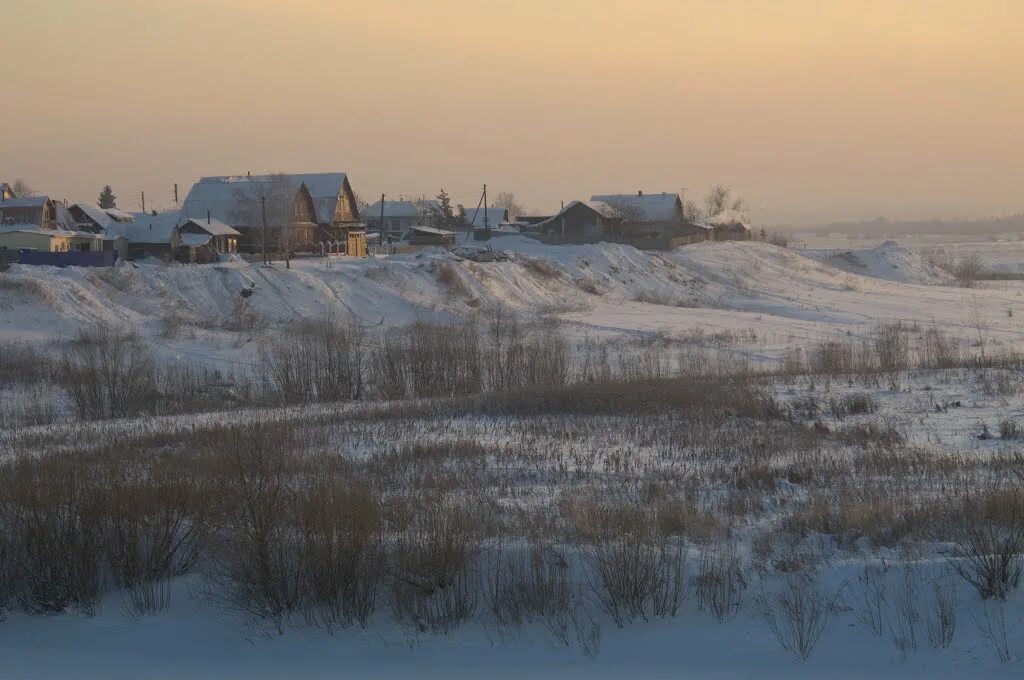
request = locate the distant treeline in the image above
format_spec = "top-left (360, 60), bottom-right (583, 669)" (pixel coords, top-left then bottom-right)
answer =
top-left (779, 213), bottom-right (1024, 237)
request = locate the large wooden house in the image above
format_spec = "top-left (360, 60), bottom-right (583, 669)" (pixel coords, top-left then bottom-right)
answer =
top-left (183, 173), bottom-right (366, 256)
top-left (182, 175), bottom-right (318, 255)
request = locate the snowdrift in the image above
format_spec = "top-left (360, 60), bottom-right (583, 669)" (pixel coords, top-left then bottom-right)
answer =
top-left (805, 241), bottom-right (956, 285)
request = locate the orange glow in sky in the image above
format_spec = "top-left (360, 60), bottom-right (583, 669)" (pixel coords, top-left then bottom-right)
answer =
top-left (4, 0), bottom-right (1022, 223)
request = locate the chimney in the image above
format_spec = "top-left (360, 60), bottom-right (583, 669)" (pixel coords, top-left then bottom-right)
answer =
top-left (207, 209), bottom-right (211, 225)
top-left (247, 171), bottom-right (251, 177)
top-left (638, 190), bottom-right (643, 197)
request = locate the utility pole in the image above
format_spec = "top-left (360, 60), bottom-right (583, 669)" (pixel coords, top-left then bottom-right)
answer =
top-left (261, 194), bottom-right (268, 265)
top-left (174, 184), bottom-right (179, 205)
top-left (379, 192), bottom-right (385, 239)
top-left (483, 184), bottom-right (489, 229)
top-left (141, 190), bottom-right (146, 214)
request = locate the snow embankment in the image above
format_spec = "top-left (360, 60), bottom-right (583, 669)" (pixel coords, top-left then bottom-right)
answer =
top-left (4, 239), bottom-right (1024, 367)
top-left (803, 241), bottom-right (956, 285)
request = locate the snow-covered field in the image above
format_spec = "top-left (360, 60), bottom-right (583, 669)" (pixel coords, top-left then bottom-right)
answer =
top-left (2, 237), bottom-right (1024, 677)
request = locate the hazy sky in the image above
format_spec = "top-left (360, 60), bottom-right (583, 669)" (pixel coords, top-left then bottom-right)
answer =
top-left (4, 0), bottom-right (1022, 224)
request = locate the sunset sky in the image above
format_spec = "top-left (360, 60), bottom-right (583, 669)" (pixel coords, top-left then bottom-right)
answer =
top-left (4, 0), bottom-right (1022, 224)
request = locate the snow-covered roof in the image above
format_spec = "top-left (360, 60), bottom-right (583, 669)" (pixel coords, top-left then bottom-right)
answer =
top-left (108, 211), bottom-right (183, 244)
top-left (188, 173), bottom-right (350, 225)
top-left (0, 224), bottom-right (60, 236)
top-left (530, 200), bottom-right (623, 229)
top-left (104, 208), bottom-right (135, 223)
top-left (408, 226), bottom-right (455, 236)
top-left (585, 200), bottom-right (624, 219)
top-left (589, 193), bottom-right (681, 222)
top-left (54, 203), bottom-right (77, 231)
top-left (183, 176), bottom-right (290, 226)
top-left (0, 196), bottom-right (50, 209)
top-left (464, 207), bottom-right (508, 228)
top-left (364, 200), bottom-right (420, 219)
top-left (181, 217), bottom-right (240, 237)
top-left (179, 233), bottom-right (211, 248)
top-left (71, 203), bottom-right (117, 231)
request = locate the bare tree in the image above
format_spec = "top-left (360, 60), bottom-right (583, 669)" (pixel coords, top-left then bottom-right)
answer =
top-left (12, 179), bottom-right (35, 198)
top-left (231, 174), bottom-right (297, 267)
top-left (704, 184), bottom-right (746, 218)
top-left (491, 192), bottom-right (524, 221)
top-left (604, 200), bottom-right (645, 223)
top-left (683, 200), bottom-right (705, 223)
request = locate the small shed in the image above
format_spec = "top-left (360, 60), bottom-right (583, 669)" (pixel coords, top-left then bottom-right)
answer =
top-left (407, 226), bottom-right (456, 246)
top-left (707, 209), bottom-right (752, 241)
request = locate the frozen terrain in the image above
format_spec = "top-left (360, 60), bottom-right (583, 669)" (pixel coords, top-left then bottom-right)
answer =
top-left (2, 237), bottom-right (1024, 678)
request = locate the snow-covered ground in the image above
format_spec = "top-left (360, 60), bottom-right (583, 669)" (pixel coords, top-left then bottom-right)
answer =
top-left (0, 570), bottom-right (1019, 680)
top-left (3, 237), bottom-right (1024, 677)
top-left (4, 238), bottom-right (1024, 370)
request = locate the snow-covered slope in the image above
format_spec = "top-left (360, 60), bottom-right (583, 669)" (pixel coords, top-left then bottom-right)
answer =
top-left (3, 240), bottom-right (1024, 369)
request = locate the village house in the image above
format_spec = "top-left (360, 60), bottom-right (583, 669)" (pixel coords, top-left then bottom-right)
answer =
top-left (590, 191), bottom-right (710, 250)
top-left (528, 200), bottom-right (622, 244)
top-left (177, 217), bottom-right (240, 263)
top-left (106, 212), bottom-right (182, 261)
top-left (0, 196), bottom-right (58, 229)
top-left (0, 183), bottom-right (16, 201)
top-left (182, 175), bottom-right (318, 255)
top-left (463, 206), bottom-right (508, 229)
top-left (362, 200), bottom-right (422, 240)
top-left (0, 195), bottom-right (102, 255)
top-left (183, 173), bottom-right (366, 256)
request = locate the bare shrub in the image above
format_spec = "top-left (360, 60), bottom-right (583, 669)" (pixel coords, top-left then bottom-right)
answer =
top-left (923, 570), bottom-right (957, 650)
top-left (371, 320), bottom-right (483, 399)
top-left (0, 341), bottom-right (54, 385)
top-left (61, 324), bottom-right (157, 420)
top-left (828, 392), bottom-right (876, 419)
top-left (202, 423), bottom-right (303, 632)
top-left (484, 542), bottom-right (577, 644)
top-left (580, 506), bottom-right (687, 627)
top-left (946, 485), bottom-right (1024, 600)
top-left (388, 505), bottom-right (482, 634)
top-left (298, 480), bottom-right (383, 631)
top-left (952, 253), bottom-right (984, 287)
top-left (977, 601), bottom-right (1014, 663)
top-left (999, 418), bottom-right (1024, 441)
top-left (260, 314), bottom-right (367, 404)
top-left (99, 464), bottom-right (209, 616)
top-left (695, 540), bottom-right (746, 622)
top-left (855, 563), bottom-right (888, 636)
top-left (438, 261), bottom-right (471, 297)
top-left (809, 340), bottom-right (855, 375)
top-left (920, 328), bottom-right (962, 369)
top-left (1, 457), bottom-right (103, 615)
top-left (521, 256), bottom-right (560, 279)
top-left (0, 383), bottom-right (61, 428)
top-left (873, 322), bottom-right (909, 383)
top-left (757, 571), bottom-right (836, 661)
top-left (888, 568), bottom-right (920, 658)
